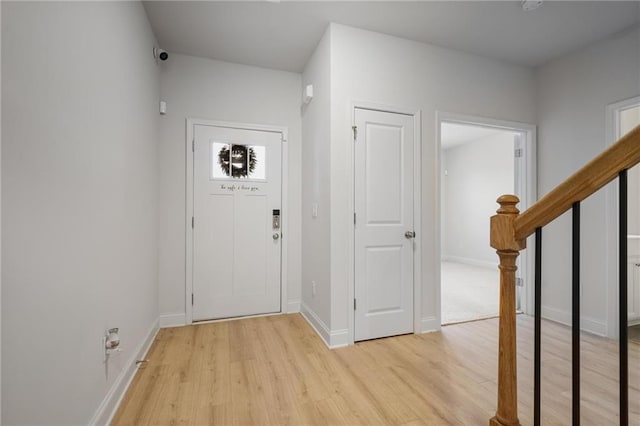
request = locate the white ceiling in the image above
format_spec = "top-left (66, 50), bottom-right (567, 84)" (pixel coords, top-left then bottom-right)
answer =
top-left (143, 1), bottom-right (640, 73)
top-left (441, 122), bottom-right (515, 150)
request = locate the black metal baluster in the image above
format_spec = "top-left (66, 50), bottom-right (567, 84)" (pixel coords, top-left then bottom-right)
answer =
top-left (572, 202), bottom-right (580, 426)
top-left (534, 227), bottom-right (542, 426)
top-left (619, 170), bottom-right (628, 426)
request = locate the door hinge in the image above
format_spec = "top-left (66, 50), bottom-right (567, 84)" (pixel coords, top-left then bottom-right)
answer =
top-left (352, 125), bottom-right (358, 141)
top-left (192, 293), bottom-right (194, 305)
top-left (354, 213), bottom-right (356, 225)
top-left (354, 299), bottom-right (357, 310)
top-left (516, 277), bottom-right (524, 287)
top-left (515, 148), bottom-right (523, 158)
top-left (192, 217), bottom-right (194, 229)
top-left (192, 139), bottom-right (195, 152)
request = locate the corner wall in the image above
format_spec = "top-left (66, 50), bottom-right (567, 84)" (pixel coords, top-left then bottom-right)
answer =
top-left (2, 3), bottom-right (160, 423)
top-left (300, 29), bottom-right (333, 343)
top-left (157, 54), bottom-right (302, 323)
top-left (327, 24), bottom-right (536, 335)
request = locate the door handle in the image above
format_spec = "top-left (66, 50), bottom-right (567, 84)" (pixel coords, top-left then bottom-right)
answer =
top-left (405, 231), bottom-right (416, 239)
top-left (273, 233), bottom-right (280, 240)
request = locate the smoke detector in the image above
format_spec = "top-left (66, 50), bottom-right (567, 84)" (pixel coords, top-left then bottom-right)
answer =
top-left (522, 0), bottom-right (543, 11)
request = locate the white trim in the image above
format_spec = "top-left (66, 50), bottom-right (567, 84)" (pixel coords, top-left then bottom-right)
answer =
top-left (347, 102), bottom-right (422, 345)
top-left (328, 329), bottom-right (350, 348)
top-left (541, 306), bottom-right (608, 337)
top-left (420, 316), bottom-right (440, 333)
top-left (185, 118), bottom-right (289, 325)
top-left (89, 319), bottom-right (159, 426)
top-left (301, 302), bottom-right (330, 346)
top-left (287, 299), bottom-right (301, 313)
top-left (159, 313), bottom-right (187, 328)
top-left (441, 255), bottom-right (497, 270)
top-left (281, 131), bottom-right (290, 317)
top-left (605, 95), bottom-right (640, 338)
top-left (300, 302), bottom-right (349, 348)
top-left (435, 112), bottom-right (537, 322)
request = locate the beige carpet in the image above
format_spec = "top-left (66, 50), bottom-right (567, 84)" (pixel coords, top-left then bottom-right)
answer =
top-left (441, 261), bottom-right (500, 325)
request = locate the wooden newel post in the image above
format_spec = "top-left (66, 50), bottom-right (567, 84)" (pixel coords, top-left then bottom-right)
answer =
top-left (489, 195), bottom-right (526, 426)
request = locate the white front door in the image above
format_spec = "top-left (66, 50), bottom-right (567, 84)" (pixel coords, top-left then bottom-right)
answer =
top-left (193, 124), bottom-right (282, 321)
top-left (354, 108), bottom-right (415, 341)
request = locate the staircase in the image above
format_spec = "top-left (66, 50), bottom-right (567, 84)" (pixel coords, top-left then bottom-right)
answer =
top-left (489, 124), bottom-right (640, 426)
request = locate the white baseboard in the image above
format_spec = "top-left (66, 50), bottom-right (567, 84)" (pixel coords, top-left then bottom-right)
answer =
top-left (420, 316), bottom-right (440, 333)
top-left (287, 299), bottom-right (301, 313)
top-left (629, 317), bottom-right (640, 327)
top-left (442, 255), bottom-right (497, 270)
top-left (329, 328), bottom-right (349, 348)
top-left (300, 302), bottom-right (349, 348)
top-left (300, 302), bottom-right (330, 347)
top-left (542, 306), bottom-right (607, 336)
top-left (89, 319), bottom-right (159, 426)
top-left (159, 312), bottom-right (186, 328)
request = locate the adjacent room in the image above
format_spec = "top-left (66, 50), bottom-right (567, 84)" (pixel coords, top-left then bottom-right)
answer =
top-left (2, 1), bottom-right (639, 425)
top-left (440, 122), bottom-right (519, 325)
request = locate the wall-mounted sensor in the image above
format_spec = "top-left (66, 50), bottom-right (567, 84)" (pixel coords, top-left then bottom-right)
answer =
top-left (159, 101), bottom-right (167, 115)
top-left (153, 47), bottom-right (169, 61)
top-left (303, 84), bottom-right (314, 104)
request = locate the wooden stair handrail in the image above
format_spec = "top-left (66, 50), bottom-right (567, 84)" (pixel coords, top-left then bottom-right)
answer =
top-left (489, 123), bottom-right (640, 426)
top-left (516, 124), bottom-right (640, 240)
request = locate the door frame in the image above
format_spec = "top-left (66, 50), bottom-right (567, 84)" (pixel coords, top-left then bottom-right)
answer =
top-left (347, 101), bottom-right (422, 345)
top-left (185, 118), bottom-right (289, 325)
top-left (605, 95), bottom-right (640, 338)
top-left (436, 112), bottom-right (537, 322)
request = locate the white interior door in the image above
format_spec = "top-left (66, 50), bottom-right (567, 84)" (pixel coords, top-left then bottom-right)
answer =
top-left (354, 108), bottom-right (415, 341)
top-left (193, 124), bottom-right (282, 321)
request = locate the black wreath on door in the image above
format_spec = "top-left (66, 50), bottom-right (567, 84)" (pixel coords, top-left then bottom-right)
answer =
top-left (218, 144), bottom-right (257, 178)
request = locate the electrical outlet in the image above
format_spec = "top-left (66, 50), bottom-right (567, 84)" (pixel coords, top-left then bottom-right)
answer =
top-left (311, 281), bottom-right (316, 297)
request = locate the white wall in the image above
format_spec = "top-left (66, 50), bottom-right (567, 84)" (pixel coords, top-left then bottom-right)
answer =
top-left (535, 26), bottom-right (640, 336)
top-left (327, 23), bottom-right (536, 334)
top-left (442, 132), bottom-right (515, 267)
top-left (2, 2), bottom-right (160, 424)
top-left (300, 29), bottom-right (333, 338)
top-left (158, 54), bottom-right (302, 321)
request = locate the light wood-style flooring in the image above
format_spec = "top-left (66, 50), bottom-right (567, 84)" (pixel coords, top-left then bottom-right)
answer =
top-left (113, 314), bottom-right (639, 425)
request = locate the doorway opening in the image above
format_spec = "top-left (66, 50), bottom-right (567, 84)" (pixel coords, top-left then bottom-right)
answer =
top-left (437, 113), bottom-right (536, 326)
top-left (606, 96), bottom-right (640, 339)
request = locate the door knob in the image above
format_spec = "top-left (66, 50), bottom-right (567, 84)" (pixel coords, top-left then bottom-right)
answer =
top-left (273, 233), bottom-right (280, 240)
top-left (405, 231), bottom-right (416, 239)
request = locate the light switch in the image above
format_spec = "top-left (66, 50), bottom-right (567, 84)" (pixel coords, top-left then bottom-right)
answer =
top-left (312, 203), bottom-right (318, 218)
